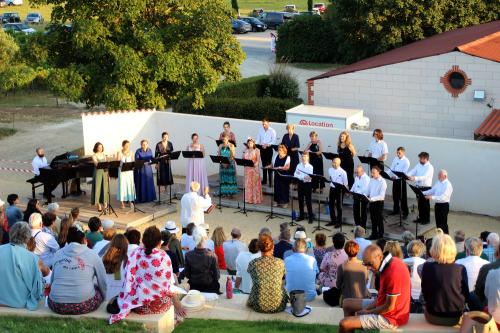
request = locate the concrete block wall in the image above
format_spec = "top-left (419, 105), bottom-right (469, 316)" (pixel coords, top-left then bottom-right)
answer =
top-left (312, 52), bottom-right (500, 139)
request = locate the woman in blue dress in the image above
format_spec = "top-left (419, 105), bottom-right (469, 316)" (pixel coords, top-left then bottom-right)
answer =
top-left (134, 140), bottom-right (157, 203)
top-left (218, 134), bottom-right (238, 197)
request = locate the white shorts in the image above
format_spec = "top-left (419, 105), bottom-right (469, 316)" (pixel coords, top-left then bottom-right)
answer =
top-left (359, 314), bottom-right (397, 330)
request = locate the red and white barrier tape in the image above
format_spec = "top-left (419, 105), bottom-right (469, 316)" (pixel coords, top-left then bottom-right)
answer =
top-left (0, 167), bottom-right (33, 174)
top-left (0, 159), bottom-right (31, 164)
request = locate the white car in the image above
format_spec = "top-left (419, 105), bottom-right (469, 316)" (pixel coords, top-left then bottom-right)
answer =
top-left (25, 12), bottom-right (44, 24)
top-left (6, 0), bottom-right (23, 6)
top-left (3, 23), bottom-right (36, 34)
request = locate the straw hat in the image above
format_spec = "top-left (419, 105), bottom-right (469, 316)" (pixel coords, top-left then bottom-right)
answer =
top-left (163, 220), bottom-right (180, 234)
top-left (180, 290), bottom-right (206, 311)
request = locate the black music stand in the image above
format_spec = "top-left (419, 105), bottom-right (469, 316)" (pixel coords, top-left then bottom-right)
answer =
top-left (409, 184), bottom-right (426, 236)
top-left (97, 161), bottom-right (119, 218)
top-left (332, 181), bottom-right (350, 234)
top-left (322, 152), bottom-right (339, 160)
top-left (388, 170), bottom-right (410, 228)
top-left (262, 167), bottom-right (282, 222)
top-left (308, 173), bottom-right (331, 233)
top-left (271, 144), bottom-right (279, 152)
top-left (121, 160), bottom-right (145, 213)
top-left (278, 172), bottom-right (302, 228)
top-left (152, 151), bottom-right (181, 206)
top-left (209, 155), bottom-right (231, 212)
top-left (358, 155), bottom-right (383, 170)
top-left (234, 157), bottom-right (254, 216)
top-left (215, 139), bottom-right (236, 147)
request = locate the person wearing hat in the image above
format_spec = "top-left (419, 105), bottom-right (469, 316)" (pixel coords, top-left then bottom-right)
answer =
top-left (180, 182), bottom-right (212, 229)
top-left (223, 228), bottom-right (247, 275)
top-left (283, 230), bottom-right (314, 259)
top-left (285, 238), bottom-right (319, 302)
top-left (93, 219), bottom-right (116, 257)
top-left (30, 212), bottom-right (60, 267)
top-left (163, 221), bottom-right (184, 267)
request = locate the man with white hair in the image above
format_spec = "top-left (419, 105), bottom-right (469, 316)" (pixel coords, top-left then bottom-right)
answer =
top-left (351, 166), bottom-right (370, 228)
top-left (423, 169), bottom-right (453, 234)
top-left (180, 182), bottom-right (212, 229)
top-left (327, 157), bottom-right (349, 228)
top-left (353, 226), bottom-right (371, 260)
top-left (456, 237), bottom-right (490, 292)
top-left (30, 212), bottom-right (59, 267)
top-left (47, 202), bottom-right (61, 236)
top-left (484, 233), bottom-right (499, 263)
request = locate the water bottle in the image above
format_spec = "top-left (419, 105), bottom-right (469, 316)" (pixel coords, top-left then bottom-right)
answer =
top-left (226, 276), bottom-right (233, 299)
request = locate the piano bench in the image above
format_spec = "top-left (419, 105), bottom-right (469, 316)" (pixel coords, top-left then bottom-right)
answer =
top-left (26, 178), bottom-right (44, 199)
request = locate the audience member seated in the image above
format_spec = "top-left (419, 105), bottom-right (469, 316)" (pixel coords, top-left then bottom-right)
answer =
top-left (235, 239), bottom-right (260, 294)
top-left (247, 234), bottom-right (288, 313)
top-left (284, 238), bottom-right (319, 302)
top-left (283, 230), bottom-right (314, 259)
top-left (336, 240), bottom-right (369, 302)
top-left (110, 226), bottom-right (186, 325)
top-left (49, 226), bottom-right (107, 315)
top-left (475, 244), bottom-right (500, 308)
top-left (313, 233), bottom-right (329, 267)
top-left (23, 198), bottom-right (42, 223)
top-left (353, 226), bottom-right (371, 260)
top-left (454, 230), bottom-right (466, 254)
top-left (223, 228), bottom-right (246, 275)
top-left (484, 233), bottom-right (499, 263)
top-left (273, 229), bottom-right (292, 260)
top-left (384, 240), bottom-right (404, 259)
top-left (259, 227), bottom-right (272, 238)
top-left (181, 222), bottom-right (196, 257)
top-left (56, 217), bottom-right (71, 248)
top-left (162, 221), bottom-right (184, 267)
top-left (102, 234), bottom-right (129, 301)
top-left (124, 228), bottom-right (141, 256)
top-left (68, 207), bottom-right (84, 230)
top-left (211, 226), bottom-right (227, 270)
top-left (456, 234), bottom-right (490, 261)
top-left (339, 245), bottom-right (411, 333)
top-left (0, 222), bottom-right (45, 310)
top-left (42, 212), bottom-right (57, 237)
top-left (403, 240), bottom-right (426, 312)
top-left (93, 219), bottom-right (116, 256)
top-left (86, 216), bottom-right (103, 249)
top-left (456, 237), bottom-right (490, 294)
top-left (203, 224), bottom-right (215, 251)
top-left (47, 203), bottom-right (61, 236)
top-left (401, 231), bottom-right (415, 258)
top-left (3, 193), bottom-right (23, 243)
top-left (421, 234), bottom-right (469, 326)
top-left (375, 238), bottom-right (387, 253)
top-left (485, 267), bottom-right (500, 328)
top-left (30, 213), bottom-right (59, 267)
top-left (184, 226), bottom-right (220, 293)
top-left (319, 233), bottom-right (347, 288)
top-left (160, 231), bottom-right (180, 278)
top-left (273, 222), bottom-right (289, 244)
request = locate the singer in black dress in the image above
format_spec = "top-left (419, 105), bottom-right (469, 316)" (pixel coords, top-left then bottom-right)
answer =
top-left (155, 132), bottom-right (174, 191)
top-left (271, 144), bottom-right (291, 207)
top-left (304, 131), bottom-right (325, 192)
top-left (281, 124), bottom-right (300, 175)
top-left (337, 131), bottom-right (356, 188)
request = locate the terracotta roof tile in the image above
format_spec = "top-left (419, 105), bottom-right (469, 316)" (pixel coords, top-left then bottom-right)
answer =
top-left (458, 31), bottom-right (500, 62)
top-left (475, 109), bottom-right (500, 138)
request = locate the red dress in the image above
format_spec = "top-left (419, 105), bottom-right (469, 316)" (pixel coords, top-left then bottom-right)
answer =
top-left (214, 245), bottom-right (227, 270)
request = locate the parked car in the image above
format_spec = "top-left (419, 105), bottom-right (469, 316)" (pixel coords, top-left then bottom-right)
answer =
top-left (283, 4), bottom-right (297, 12)
top-left (251, 8), bottom-right (264, 17)
top-left (259, 12), bottom-right (285, 29)
top-left (3, 23), bottom-right (36, 34)
top-left (240, 17), bottom-right (267, 32)
top-left (313, 3), bottom-right (326, 13)
top-left (5, 0), bottom-right (23, 5)
top-left (231, 19), bottom-right (251, 34)
top-left (25, 12), bottom-right (44, 24)
top-left (1, 12), bottom-right (20, 23)
top-left (0, 0), bottom-right (7, 8)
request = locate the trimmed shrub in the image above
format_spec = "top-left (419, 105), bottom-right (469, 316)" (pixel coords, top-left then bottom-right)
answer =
top-left (276, 15), bottom-right (337, 63)
top-left (213, 75), bottom-right (269, 98)
top-left (265, 65), bottom-right (300, 100)
top-left (175, 96), bottom-right (301, 123)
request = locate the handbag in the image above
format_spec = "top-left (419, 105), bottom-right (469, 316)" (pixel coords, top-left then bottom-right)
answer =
top-left (106, 296), bottom-right (120, 314)
top-left (460, 311), bottom-right (499, 333)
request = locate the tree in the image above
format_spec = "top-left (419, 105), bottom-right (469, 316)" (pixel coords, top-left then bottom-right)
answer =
top-left (30, 0), bottom-right (245, 110)
top-left (308, 0), bottom-right (313, 12)
top-left (0, 30), bottom-right (37, 92)
top-left (231, 0), bottom-right (239, 14)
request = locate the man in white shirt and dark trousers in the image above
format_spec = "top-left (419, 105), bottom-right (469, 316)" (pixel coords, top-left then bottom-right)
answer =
top-left (327, 158), bottom-right (348, 228)
top-left (407, 152), bottom-right (434, 224)
top-left (294, 153), bottom-right (314, 223)
top-left (388, 147), bottom-right (410, 218)
top-left (351, 165), bottom-right (370, 228)
top-left (365, 166), bottom-right (387, 240)
top-left (32, 147), bottom-right (57, 199)
top-left (256, 118), bottom-right (276, 186)
top-left (423, 169), bottom-right (453, 234)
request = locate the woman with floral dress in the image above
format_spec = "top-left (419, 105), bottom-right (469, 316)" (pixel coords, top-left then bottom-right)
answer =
top-left (243, 138), bottom-right (262, 204)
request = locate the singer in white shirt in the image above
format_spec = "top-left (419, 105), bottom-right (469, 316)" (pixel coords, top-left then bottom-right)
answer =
top-left (388, 147), bottom-right (411, 217)
top-left (351, 166), bottom-right (370, 228)
top-left (423, 169), bottom-right (453, 234)
top-left (294, 153), bottom-right (314, 223)
top-left (180, 181), bottom-right (212, 228)
top-left (407, 151), bottom-right (434, 224)
top-left (365, 166), bottom-right (387, 239)
top-left (327, 158), bottom-right (348, 228)
top-left (368, 129), bottom-right (388, 162)
top-left (256, 118), bottom-right (277, 186)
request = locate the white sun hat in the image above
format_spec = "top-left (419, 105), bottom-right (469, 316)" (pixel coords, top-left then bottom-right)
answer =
top-left (163, 220), bottom-right (180, 234)
top-left (180, 290), bottom-right (206, 311)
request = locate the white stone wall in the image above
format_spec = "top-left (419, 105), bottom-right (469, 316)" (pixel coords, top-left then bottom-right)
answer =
top-left (82, 111), bottom-right (500, 216)
top-left (312, 52), bottom-right (500, 139)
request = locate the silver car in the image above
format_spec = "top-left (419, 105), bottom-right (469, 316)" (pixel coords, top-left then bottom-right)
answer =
top-left (25, 12), bottom-right (44, 24)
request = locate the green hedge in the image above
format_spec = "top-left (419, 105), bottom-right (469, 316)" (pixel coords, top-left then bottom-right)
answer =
top-left (213, 75), bottom-right (269, 98)
top-left (175, 96), bottom-right (301, 122)
top-left (276, 15), bottom-right (338, 63)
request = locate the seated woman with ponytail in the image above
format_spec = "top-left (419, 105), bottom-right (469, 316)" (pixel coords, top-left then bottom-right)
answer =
top-left (109, 226), bottom-right (186, 325)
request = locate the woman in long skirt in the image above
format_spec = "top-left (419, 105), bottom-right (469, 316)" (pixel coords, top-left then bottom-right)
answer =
top-left (117, 140), bottom-right (136, 208)
top-left (281, 124), bottom-right (300, 174)
top-left (243, 138), bottom-right (262, 204)
top-left (269, 144), bottom-right (290, 208)
top-left (134, 140), bottom-right (157, 203)
top-left (337, 131), bottom-right (356, 188)
top-left (91, 142), bottom-right (109, 212)
top-left (218, 134), bottom-right (238, 196)
top-left (304, 131), bottom-right (325, 193)
top-left (155, 132), bottom-right (174, 192)
top-left (185, 133), bottom-right (209, 195)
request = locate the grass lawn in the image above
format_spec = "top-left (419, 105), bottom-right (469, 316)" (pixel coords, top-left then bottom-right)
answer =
top-left (174, 319), bottom-right (338, 333)
top-left (289, 63), bottom-right (341, 70)
top-left (0, 127), bottom-right (17, 139)
top-left (228, 0), bottom-right (310, 14)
